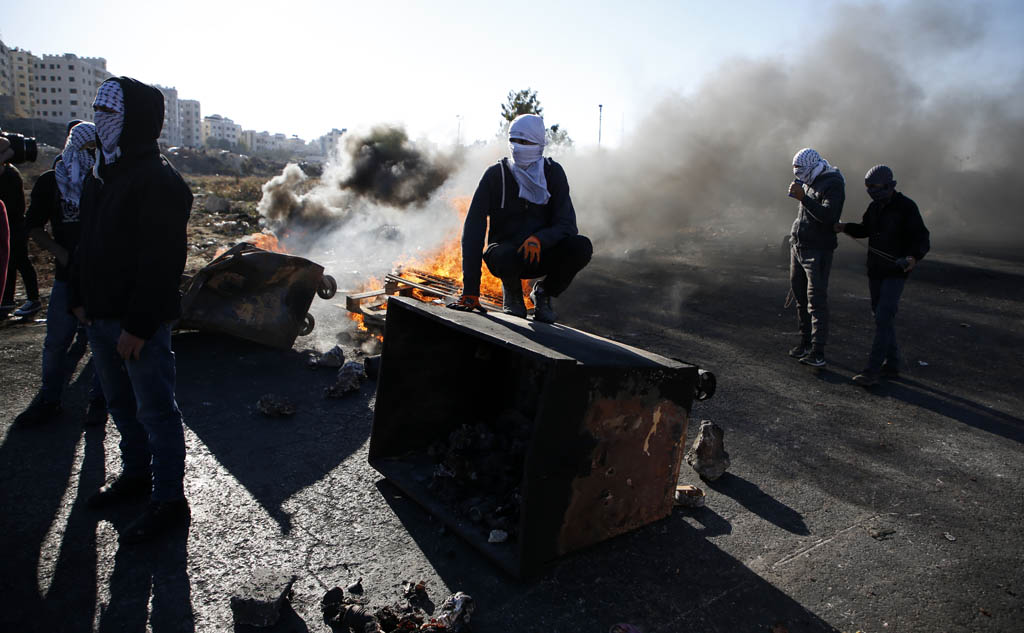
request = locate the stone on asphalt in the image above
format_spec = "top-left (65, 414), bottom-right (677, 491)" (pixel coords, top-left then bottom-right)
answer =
top-left (686, 420), bottom-right (730, 481)
top-left (229, 569), bottom-right (296, 628)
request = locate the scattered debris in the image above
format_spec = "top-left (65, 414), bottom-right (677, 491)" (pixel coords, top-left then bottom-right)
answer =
top-left (868, 526), bottom-right (896, 541)
top-left (309, 345), bottom-right (346, 368)
top-left (674, 484), bottom-right (706, 508)
top-left (944, 532), bottom-right (957, 542)
top-left (257, 394), bottom-right (296, 418)
top-left (346, 578), bottom-right (364, 595)
top-left (428, 592), bottom-right (475, 632)
top-left (918, 360), bottom-right (929, 367)
top-left (230, 569), bottom-right (296, 628)
top-left (488, 529), bottom-right (509, 543)
top-left (685, 420), bottom-right (731, 481)
top-left (960, 322), bottom-right (971, 328)
top-left (325, 361), bottom-right (367, 398)
top-left (364, 354), bottom-right (382, 380)
top-left (610, 624), bottom-right (642, 633)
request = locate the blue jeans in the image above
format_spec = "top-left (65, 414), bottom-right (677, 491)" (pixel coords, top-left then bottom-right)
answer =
top-left (87, 320), bottom-right (185, 501)
top-left (40, 281), bottom-right (103, 404)
top-left (867, 276), bottom-right (906, 372)
top-left (790, 247), bottom-right (833, 347)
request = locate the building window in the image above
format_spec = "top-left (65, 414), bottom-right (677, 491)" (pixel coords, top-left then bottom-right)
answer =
top-left (70, 100), bottom-right (78, 105)
top-left (70, 88), bottom-right (77, 93)
top-left (41, 99), bottom-right (47, 104)
top-left (70, 77), bottom-right (75, 82)
top-left (69, 65), bottom-right (75, 70)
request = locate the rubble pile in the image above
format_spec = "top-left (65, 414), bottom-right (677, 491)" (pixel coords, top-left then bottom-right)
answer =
top-left (425, 409), bottom-right (532, 544)
top-left (326, 361), bottom-right (367, 398)
top-left (321, 579), bottom-right (474, 633)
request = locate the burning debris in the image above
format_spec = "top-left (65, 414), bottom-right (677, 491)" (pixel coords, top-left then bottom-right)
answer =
top-left (321, 579), bottom-right (475, 633)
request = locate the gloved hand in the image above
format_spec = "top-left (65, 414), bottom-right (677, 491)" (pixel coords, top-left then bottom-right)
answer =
top-left (518, 235), bottom-right (541, 264)
top-left (446, 295), bottom-right (486, 313)
top-left (896, 256), bottom-right (916, 272)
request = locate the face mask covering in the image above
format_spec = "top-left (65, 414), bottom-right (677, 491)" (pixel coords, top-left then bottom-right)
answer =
top-left (92, 80), bottom-right (125, 175)
top-left (509, 142), bottom-right (543, 168)
top-left (56, 122), bottom-right (97, 206)
top-left (867, 184), bottom-right (894, 202)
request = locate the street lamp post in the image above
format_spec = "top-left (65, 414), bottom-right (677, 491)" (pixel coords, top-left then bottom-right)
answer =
top-left (598, 104), bottom-right (603, 148)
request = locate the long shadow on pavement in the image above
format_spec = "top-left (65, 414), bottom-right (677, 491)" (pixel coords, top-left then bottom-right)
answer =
top-left (705, 472), bottom-right (810, 535)
top-left (173, 332), bottom-right (374, 534)
top-left (378, 482), bottom-right (839, 633)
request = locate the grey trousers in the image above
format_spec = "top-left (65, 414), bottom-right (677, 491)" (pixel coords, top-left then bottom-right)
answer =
top-left (790, 246), bottom-right (834, 347)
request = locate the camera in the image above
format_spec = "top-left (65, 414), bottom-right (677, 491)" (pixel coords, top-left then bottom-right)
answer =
top-left (0, 131), bottom-right (38, 164)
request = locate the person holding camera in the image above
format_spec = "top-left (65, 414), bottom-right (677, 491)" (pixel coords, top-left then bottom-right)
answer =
top-left (835, 165), bottom-right (930, 387)
top-left (15, 122), bottom-right (108, 427)
top-left (0, 131), bottom-right (40, 319)
top-left (71, 77), bottom-right (193, 543)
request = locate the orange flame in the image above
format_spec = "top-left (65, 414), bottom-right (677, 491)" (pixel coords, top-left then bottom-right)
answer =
top-left (212, 232), bottom-right (288, 260)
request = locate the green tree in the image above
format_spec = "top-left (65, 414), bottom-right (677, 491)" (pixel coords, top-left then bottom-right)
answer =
top-left (499, 88), bottom-right (572, 147)
top-left (501, 88), bottom-right (543, 122)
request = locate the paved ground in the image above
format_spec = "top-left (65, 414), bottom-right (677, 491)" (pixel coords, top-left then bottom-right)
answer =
top-left (1, 239), bottom-right (1021, 632)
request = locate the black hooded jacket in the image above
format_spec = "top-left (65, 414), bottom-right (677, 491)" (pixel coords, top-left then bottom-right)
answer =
top-left (842, 191), bottom-right (930, 279)
top-left (71, 77), bottom-right (193, 339)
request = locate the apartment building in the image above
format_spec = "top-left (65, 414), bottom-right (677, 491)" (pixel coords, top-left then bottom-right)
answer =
top-left (179, 99), bottom-right (202, 147)
top-left (33, 53), bottom-right (112, 124)
top-left (202, 114), bottom-right (242, 146)
top-left (155, 85), bottom-right (181, 147)
top-left (318, 128), bottom-right (347, 155)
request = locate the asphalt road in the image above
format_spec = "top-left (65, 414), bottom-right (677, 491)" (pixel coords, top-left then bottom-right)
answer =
top-left (1, 239), bottom-right (1021, 632)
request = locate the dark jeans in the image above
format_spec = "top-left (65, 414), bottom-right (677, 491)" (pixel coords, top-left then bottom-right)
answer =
top-left (483, 234), bottom-right (593, 296)
top-left (867, 276), bottom-right (906, 372)
top-left (40, 281), bottom-right (104, 403)
top-left (790, 246), bottom-right (833, 347)
top-left (2, 227), bottom-right (39, 305)
top-left (87, 319), bottom-right (185, 501)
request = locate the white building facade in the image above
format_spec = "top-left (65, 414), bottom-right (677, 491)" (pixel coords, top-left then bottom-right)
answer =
top-left (202, 114), bottom-right (242, 146)
top-left (179, 99), bottom-right (202, 147)
top-left (155, 85), bottom-right (181, 147)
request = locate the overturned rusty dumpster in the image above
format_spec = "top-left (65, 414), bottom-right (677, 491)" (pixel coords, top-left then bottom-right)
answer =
top-left (369, 296), bottom-right (715, 576)
top-left (179, 243), bottom-right (337, 349)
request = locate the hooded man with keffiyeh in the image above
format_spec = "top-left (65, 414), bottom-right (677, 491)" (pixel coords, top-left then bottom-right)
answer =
top-left (786, 147), bottom-right (846, 368)
top-left (15, 121), bottom-right (108, 428)
top-left (69, 77), bottom-right (193, 544)
top-left (448, 113), bottom-right (592, 324)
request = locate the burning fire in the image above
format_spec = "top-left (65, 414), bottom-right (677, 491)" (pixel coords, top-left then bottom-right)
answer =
top-left (213, 231), bottom-right (288, 259)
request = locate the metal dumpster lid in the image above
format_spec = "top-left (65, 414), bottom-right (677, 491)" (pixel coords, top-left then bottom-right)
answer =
top-left (387, 296), bottom-right (693, 370)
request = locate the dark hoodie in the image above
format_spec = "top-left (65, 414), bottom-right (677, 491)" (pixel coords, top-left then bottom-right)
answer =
top-left (790, 170), bottom-right (845, 251)
top-left (71, 77), bottom-right (193, 339)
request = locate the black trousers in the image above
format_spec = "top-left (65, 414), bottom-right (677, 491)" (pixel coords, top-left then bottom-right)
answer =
top-left (3, 227), bottom-right (39, 305)
top-left (483, 234), bottom-right (592, 297)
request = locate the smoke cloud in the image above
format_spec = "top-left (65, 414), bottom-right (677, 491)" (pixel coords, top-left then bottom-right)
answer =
top-left (559, 0), bottom-right (1024, 248)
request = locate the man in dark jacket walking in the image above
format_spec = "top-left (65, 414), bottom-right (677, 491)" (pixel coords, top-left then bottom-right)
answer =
top-left (836, 165), bottom-right (929, 386)
top-left (787, 147), bottom-right (845, 367)
top-left (70, 77), bottom-right (193, 543)
top-left (448, 113), bottom-right (592, 324)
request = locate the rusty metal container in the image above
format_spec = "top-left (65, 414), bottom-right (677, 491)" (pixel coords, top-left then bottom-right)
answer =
top-left (369, 297), bottom-right (712, 577)
top-left (179, 243), bottom-right (336, 349)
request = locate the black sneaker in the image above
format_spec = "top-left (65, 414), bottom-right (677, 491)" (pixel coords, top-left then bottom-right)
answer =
top-left (852, 371), bottom-right (880, 387)
top-left (13, 299), bottom-right (42, 318)
top-left (799, 349), bottom-right (826, 367)
top-left (501, 278), bottom-right (527, 318)
top-left (529, 284), bottom-right (558, 324)
top-left (880, 363), bottom-right (900, 378)
top-left (14, 396), bottom-right (63, 426)
top-left (84, 397), bottom-right (108, 427)
top-left (120, 498), bottom-right (191, 544)
top-left (0, 303), bottom-right (15, 317)
top-left (788, 343), bottom-right (811, 359)
top-left (87, 473), bottom-right (152, 509)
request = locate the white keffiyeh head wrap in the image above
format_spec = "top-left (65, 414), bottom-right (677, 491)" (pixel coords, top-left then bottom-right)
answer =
top-left (56, 121), bottom-right (97, 205)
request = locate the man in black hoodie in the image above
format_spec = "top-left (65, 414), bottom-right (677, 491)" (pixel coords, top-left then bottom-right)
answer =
top-left (787, 147), bottom-right (846, 368)
top-left (836, 165), bottom-right (929, 387)
top-left (70, 77), bottom-right (193, 543)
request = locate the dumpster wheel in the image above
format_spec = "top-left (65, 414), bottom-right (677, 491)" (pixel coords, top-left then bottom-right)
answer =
top-left (317, 275), bottom-right (338, 300)
top-left (299, 313), bottom-right (315, 336)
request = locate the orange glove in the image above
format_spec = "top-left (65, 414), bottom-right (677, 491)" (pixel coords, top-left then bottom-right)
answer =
top-left (517, 235), bottom-right (541, 264)
top-left (446, 295), bottom-right (485, 313)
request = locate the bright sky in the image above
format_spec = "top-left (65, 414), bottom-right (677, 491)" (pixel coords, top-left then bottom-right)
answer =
top-left (3, 0), bottom-right (1022, 147)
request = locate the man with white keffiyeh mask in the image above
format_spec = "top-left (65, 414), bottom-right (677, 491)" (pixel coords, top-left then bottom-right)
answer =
top-left (448, 113), bottom-right (592, 324)
top-left (69, 76), bottom-right (194, 544)
top-left (785, 147), bottom-right (846, 368)
top-left (18, 121), bottom-right (107, 428)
